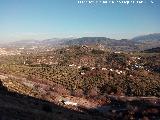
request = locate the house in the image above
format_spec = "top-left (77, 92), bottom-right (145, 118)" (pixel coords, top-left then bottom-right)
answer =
top-left (59, 98), bottom-right (77, 106)
top-left (69, 64), bottom-right (74, 67)
top-left (115, 70), bottom-right (123, 74)
top-left (135, 65), bottom-right (139, 68)
top-left (64, 101), bottom-right (77, 106)
top-left (91, 67), bottom-right (95, 70)
top-left (102, 68), bottom-right (107, 70)
top-left (78, 66), bottom-right (81, 69)
top-left (81, 72), bottom-right (85, 75)
top-left (114, 51), bottom-right (121, 54)
top-left (69, 64), bottom-right (76, 67)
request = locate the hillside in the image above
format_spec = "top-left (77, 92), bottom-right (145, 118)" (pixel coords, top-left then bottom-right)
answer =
top-left (132, 33), bottom-right (160, 42)
top-left (64, 37), bottom-right (138, 51)
top-left (0, 81), bottom-right (107, 120)
top-left (0, 45), bottom-right (160, 97)
top-left (0, 45), bottom-right (160, 119)
top-left (143, 47), bottom-right (160, 53)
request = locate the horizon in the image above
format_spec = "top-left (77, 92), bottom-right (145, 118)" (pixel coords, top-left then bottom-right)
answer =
top-left (0, 0), bottom-right (160, 43)
top-left (0, 32), bottom-right (160, 44)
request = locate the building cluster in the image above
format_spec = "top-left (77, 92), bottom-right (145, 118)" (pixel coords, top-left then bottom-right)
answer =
top-left (0, 48), bottom-right (21, 56)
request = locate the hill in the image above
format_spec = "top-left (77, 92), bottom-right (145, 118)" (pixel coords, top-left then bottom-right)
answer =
top-left (0, 45), bottom-right (160, 119)
top-left (131, 33), bottom-right (160, 42)
top-left (1, 34), bottom-right (160, 52)
top-left (64, 37), bottom-right (138, 51)
top-left (143, 47), bottom-right (160, 53)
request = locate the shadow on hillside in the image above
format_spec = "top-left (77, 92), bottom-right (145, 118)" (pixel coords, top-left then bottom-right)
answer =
top-left (0, 81), bottom-right (105, 120)
top-left (0, 80), bottom-right (160, 120)
top-left (94, 97), bottom-right (160, 120)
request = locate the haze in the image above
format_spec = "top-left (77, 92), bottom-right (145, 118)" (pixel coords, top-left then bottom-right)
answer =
top-left (0, 0), bottom-right (160, 43)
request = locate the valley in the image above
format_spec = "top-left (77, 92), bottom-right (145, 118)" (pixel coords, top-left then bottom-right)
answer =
top-left (0, 36), bottom-right (160, 119)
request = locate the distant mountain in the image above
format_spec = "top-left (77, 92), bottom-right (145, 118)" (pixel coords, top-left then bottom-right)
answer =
top-left (64, 37), bottom-right (111, 46)
top-left (2, 34), bottom-right (160, 51)
top-left (131, 33), bottom-right (160, 42)
top-left (41, 38), bottom-right (75, 46)
top-left (4, 38), bottom-right (75, 48)
top-left (64, 37), bottom-right (138, 51)
top-left (3, 37), bottom-right (138, 51)
top-left (10, 40), bottom-right (40, 46)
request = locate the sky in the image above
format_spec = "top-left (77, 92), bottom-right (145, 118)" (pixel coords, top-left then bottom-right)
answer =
top-left (0, 0), bottom-right (160, 42)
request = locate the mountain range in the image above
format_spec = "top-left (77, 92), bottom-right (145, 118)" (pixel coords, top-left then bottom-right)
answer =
top-left (131, 33), bottom-right (160, 42)
top-left (1, 33), bottom-right (160, 51)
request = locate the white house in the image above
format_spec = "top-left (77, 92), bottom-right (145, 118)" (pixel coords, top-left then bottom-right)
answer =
top-left (91, 67), bottom-right (95, 70)
top-left (115, 70), bottom-right (123, 74)
top-left (59, 98), bottom-right (77, 106)
top-left (102, 68), bottom-right (107, 70)
top-left (81, 72), bottom-right (85, 75)
top-left (114, 51), bottom-right (121, 54)
top-left (78, 66), bottom-right (81, 69)
top-left (64, 101), bottom-right (77, 106)
top-left (69, 64), bottom-right (76, 67)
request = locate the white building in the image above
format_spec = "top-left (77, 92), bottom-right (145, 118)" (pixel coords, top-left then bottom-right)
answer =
top-left (64, 101), bottom-right (77, 106)
top-left (102, 68), bottom-right (107, 70)
top-left (69, 64), bottom-right (76, 67)
top-left (81, 72), bottom-right (85, 75)
top-left (78, 66), bottom-right (81, 69)
top-left (59, 98), bottom-right (78, 106)
top-left (91, 67), bottom-right (95, 70)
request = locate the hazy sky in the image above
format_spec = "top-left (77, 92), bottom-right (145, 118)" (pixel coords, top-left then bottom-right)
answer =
top-left (0, 0), bottom-right (160, 42)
